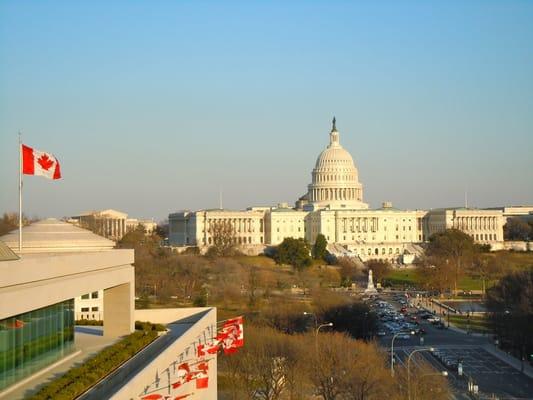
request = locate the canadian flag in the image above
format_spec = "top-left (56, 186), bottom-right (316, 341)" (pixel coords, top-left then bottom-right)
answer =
top-left (196, 341), bottom-right (220, 358)
top-left (218, 316), bottom-right (244, 354)
top-left (22, 144), bottom-right (61, 180)
top-left (196, 372), bottom-right (208, 389)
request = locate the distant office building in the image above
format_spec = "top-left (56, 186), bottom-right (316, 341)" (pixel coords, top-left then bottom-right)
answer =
top-left (70, 209), bottom-right (157, 241)
top-left (169, 119), bottom-right (507, 261)
top-left (126, 218), bottom-right (157, 234)
top-left (486, 205), bottom-right (533, 224)
top-left (0, 219), bottom-right (135, 392)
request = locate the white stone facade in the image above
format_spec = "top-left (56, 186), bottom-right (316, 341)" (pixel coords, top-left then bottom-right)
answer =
top-left (169, 209), bottom-right (265, 247)
top-left (168, 119), bottom-right (506, 259)
top-left (424, 208), bottom-right (504, 244)
top-left (70, 209), bottom-right (157, 241)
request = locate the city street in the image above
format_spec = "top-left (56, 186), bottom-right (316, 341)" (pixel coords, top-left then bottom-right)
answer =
top-left (375, 292), bottom-right (533, 400)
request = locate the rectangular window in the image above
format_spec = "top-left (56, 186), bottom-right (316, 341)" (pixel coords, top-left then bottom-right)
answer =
top-left (81, 294), bottom-right (89, 300)
top-left (91, 307), bottom-right (99, 312)
top-left (81, 307), bottom-right (90, 312)
top-left (91, 292), bottom-right (98, 299)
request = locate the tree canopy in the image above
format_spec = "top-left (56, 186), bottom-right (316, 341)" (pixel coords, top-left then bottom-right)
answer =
top-left (425, 229), bottom-right (478, 294)
top-left (206, 219), bottom-right (238, 257)
top-left (504, 217), bottom-right (532, 241)
top-left (486, 269), bottom-right (533, 363)
top-left (274, 237), bottom-right (312, 270)
top-left (364, 260), bottom-right (391, 284)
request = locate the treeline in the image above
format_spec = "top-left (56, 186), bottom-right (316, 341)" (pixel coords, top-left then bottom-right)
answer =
top-left (504, 217), bottom-right (533, 241)
top-left (0, 212), bottom-right (33, 236)
top-left (414, 229), bottom-right (532, 294)
top-left (219, 324), bottom-right (450, 400)
top-left (120, 228), bottom-right (349, 308)
top-left (486, 269), bottom-right (533, 365)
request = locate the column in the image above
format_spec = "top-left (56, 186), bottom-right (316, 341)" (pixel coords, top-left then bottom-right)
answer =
top-left (104, 282), bottom-right (135, 338)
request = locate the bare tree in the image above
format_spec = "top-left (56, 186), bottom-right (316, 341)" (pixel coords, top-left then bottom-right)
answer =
top-left (307, 333), bottom-right (395, 400)
top-left (206, 219), bottom-right (237, 257)
top-left (219, 325), bottom-right (310, 400)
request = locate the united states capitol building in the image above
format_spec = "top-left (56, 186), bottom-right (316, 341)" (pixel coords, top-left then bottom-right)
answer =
top-left (169, 119), bottom-right (506, 262)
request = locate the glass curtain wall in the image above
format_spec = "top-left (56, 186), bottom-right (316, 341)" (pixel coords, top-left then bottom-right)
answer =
top-left (0, 299), bottom-right (75, 390)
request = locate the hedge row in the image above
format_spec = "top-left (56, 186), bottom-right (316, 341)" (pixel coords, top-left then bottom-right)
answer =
top-left (75, 320), bottom-right (166, 332)
top-left (29, 325), bottom-right (161, 400)
top-left (75, 319), bottom-right (103, 326)
top-left (134, 320), bottom-right (166, 332)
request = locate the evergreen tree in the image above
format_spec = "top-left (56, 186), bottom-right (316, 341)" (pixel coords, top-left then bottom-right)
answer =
top-left (312, 234), bottom-right (328, 260)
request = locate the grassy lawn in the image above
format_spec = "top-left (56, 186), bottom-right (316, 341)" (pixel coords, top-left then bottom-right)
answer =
top-left (384, 269), bottom-right (495, 292)
top-left (484, 251), bottom-right (533, 270)
top-left (457, 276), bottom-right (483, 291)
top-left (384, 269), bottom-right (421, 286)
top-left (448, 314), bottom-right (491, 333)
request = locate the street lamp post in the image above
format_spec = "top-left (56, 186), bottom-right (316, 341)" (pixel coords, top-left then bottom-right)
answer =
top-left (407, 347), bottom-right (435, 400)
top-left (390, 330), bottom-right (415, 376)
top-left (315, 322), bottom-right (333, 354)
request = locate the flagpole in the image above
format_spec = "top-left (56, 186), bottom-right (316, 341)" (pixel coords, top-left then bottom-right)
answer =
top-left (18, 132), bottom-right (22, 253)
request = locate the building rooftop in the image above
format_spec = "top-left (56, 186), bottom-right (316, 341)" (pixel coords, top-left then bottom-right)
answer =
top-left (0, 218), bottom-right (115, 254)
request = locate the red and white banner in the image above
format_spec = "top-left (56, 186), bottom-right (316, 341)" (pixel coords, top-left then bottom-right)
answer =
top-left (217, 316), bottom-right (244, 354)
top-left (196, 340), bottom-right (220, 358)
top-left (22, 144), bottom-right (61, 180)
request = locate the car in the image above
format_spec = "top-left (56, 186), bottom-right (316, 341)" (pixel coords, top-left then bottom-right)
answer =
top-left (416, 328), bottom-right (427, 335)
top-left (427, 316), bottom-right (441, 323)
top-left (376, 330), bottom-right (387, 336)
top-left (397, 333), bottom-right (412, 340)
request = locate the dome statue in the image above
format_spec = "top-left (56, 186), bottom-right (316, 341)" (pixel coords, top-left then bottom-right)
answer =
top-left (305, 118), bottom-right (368, 210)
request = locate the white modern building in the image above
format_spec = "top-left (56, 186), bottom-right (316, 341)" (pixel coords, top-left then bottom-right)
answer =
top-left (0, 221), bottom-right (219, 399)
top-left (0, 219), bottom-right (135, 393)
top-left (169, 119), bottom-right (505, 261)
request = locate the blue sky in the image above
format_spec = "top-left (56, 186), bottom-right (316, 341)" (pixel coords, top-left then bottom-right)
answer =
top-left (1, 1), bottom-right (532, 221)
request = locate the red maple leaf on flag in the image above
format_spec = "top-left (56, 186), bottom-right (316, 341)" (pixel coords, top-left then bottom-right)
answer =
top-left (38, 154), bottom-right (54, 170)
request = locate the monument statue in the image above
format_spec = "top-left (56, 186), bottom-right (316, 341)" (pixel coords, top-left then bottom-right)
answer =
top-left (365, 269), bottom-right (377, 294)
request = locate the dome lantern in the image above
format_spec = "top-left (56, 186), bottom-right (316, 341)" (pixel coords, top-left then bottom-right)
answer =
top-left (330, 116), bottom-right (340, 147)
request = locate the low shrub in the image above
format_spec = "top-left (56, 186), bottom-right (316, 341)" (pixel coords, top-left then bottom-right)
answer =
top-left (135, 320), bottom-right (166, 332)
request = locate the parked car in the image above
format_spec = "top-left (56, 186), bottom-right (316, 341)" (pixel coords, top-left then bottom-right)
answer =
top-left (397, 333), bottom-right (412, 340)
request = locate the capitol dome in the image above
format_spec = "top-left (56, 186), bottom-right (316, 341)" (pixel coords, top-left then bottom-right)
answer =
top-left (306, 118), bottom-right (368, 210)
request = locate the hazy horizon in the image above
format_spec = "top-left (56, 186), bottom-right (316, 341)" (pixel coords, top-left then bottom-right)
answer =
top-left (1, 1), bottom-right (532, 222)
